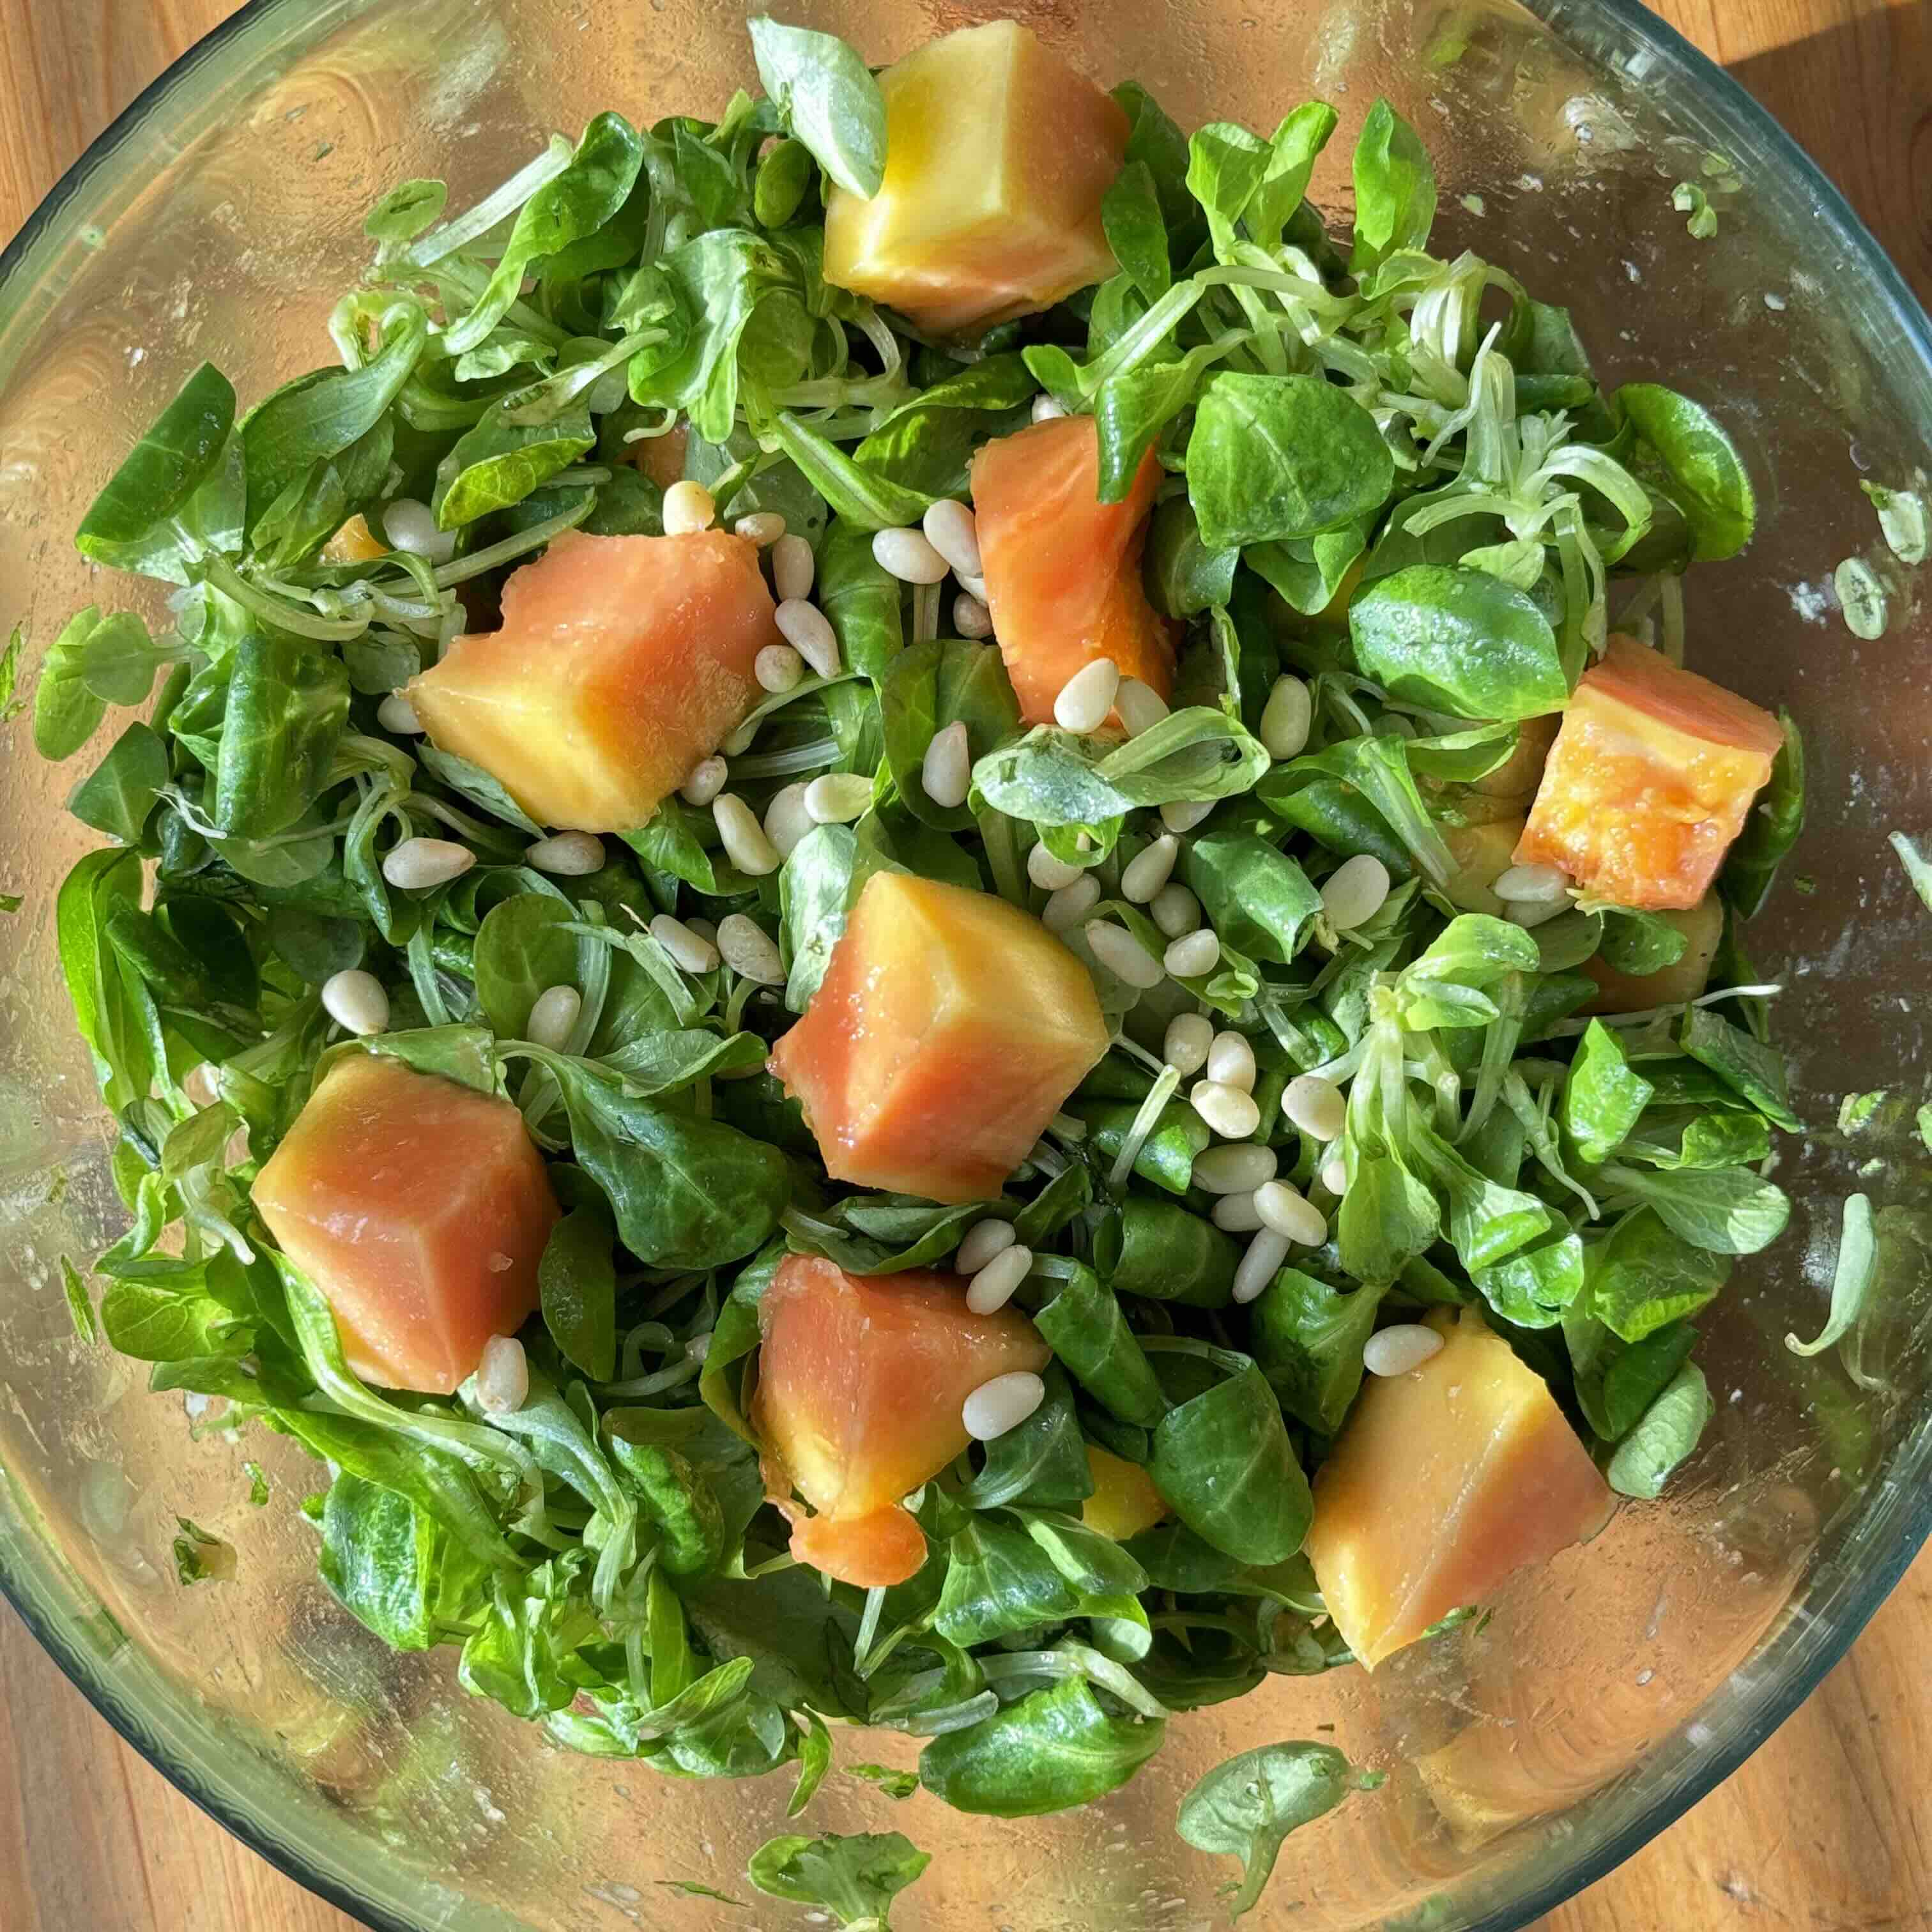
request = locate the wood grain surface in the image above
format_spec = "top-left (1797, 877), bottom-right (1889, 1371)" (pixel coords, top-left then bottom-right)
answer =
top-left (1, 3), bottom-right (1928, 1929)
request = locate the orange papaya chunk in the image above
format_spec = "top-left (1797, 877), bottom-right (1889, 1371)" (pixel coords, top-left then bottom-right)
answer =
top-left (321, 514), bottom-right (386, 564)
top-left (1515, 636), bottom-right (1781, 910)
top-left (1583, 892), bottom-right (1723, 1013)
top-left (752, 1255), bottom-right (1050, 1586)
top-left (822, 22), bottom-right (1126, 335)
top-left (970, 414), bottom-right (1177, 726)
top-left (769, 871), bottom-right (1109, 1204)
top-left (406, 529), bottom-right (779, 832)
top-left (254, 1053), bottom-right (558, 1395)
top-left (1081, 1446), bottom-right (1169, 1541)
top-left (1305, 1310), bottom-right (1612, 1669)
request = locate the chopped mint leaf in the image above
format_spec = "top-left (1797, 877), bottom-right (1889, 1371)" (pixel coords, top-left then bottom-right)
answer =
top-left (60, 1257), bottom-right (98, 1344)
top-left (1835, 555), bottom-right (1890, 637)
top-left (171, 1518), bottom-right (234, 1586)
top-left (747, 1830), bottom-right (930, 1928)
top-left (1890, 831), bottom-right (1932, 910)
top-left (1671, 181), bottom-right (1718, 239)
top-left (1862, 480), bottom-right (1929, 565)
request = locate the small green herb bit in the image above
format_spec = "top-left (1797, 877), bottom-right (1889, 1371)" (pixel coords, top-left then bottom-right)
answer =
top-left (171, 1518), bottom-right (234, 1586)
top-left (747, 1829), bottom-right (930, 1928)
top-left (1178, 1741), bottom-right (1384, 1915)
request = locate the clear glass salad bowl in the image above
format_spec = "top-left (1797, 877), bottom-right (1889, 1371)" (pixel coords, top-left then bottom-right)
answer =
top-left (2, 1), bottom-right (1928, 1927)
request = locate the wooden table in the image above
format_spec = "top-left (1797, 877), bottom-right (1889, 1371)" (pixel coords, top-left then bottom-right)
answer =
top-left (2, 3), bottom-right (1929, 1928)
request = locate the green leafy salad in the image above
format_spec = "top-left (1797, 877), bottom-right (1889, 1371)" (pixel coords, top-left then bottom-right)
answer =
top-left (30, 12), bottom-right (1815, 1917)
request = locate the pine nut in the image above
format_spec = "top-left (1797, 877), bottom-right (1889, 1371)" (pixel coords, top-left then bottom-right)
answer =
top-left (717, 912), bottom-right (785, 985)
top-left (1121, 834), bottom-right (1179, 904)
top-left (772, 533), bottom-right (815, 602)
top-left (955, 571), bottom-right (989, 603)
top-left (1191, 1079), bottom-right (1261, 1139)
top-left (1259, 674), bottom-right (1313, 760)
top-left (1151, 883), bottom-right (1202, 939)
top-left (1165, 929), bottom-right (1220, 979)
top-left (526, 984), bottom-right (582, 1050)
top-left (475, 1333), bottom-right (530, 1414)
top-left (965, 1242), bottom-right (1032, 1315)
top-left (1027, 843), bottom-right (1086, 891)
top-left (1506, 897), bottom-right (1568, 930)
top-left (1321, 854), bottom-right (1390, 931)
top-left (804, 772), bottom-right (871, 824)
top-left (1032, 394), bottom-right (1066, 422)
top-left (1054, 657), bottom-right (1121, 735)
top-left (953, 593), bottom-right (994, 638)
top-left (921, 719), bottom-right (971, 809)
top-left (1084, 919), bottom-right (1163, 989)
top-left (1320, 1154), bottom-right (1349, 1195)
top-left (377, 692), bottom-right (423, 735)
top-left (922, 498), bottom-right (982, 578)
top-left (1212, 1190), bottom-right (1265, 1232)
top-left (1254, 1181), bottom-right (1326, 1245)
top-left (663, 480), bottom-right (716, 535)
top-left (321, 969), bottom-right (388, 1036)
top-left (650, 912), bottom-right (721, 973)
top-left (713, 793), bottom-right (780, 875)
top-left (962, 1370), bottom-right (1045, 1439)
top-left (873, 525), bottom-right (949, 583)
top-left (525, 830), bottom-right (606, 875)
top-left (763, 781), bottom-right (816, 859)
top-left (382, 496), bottom-right (456, 565)
top-left (1043, 875), bottom-right (1101, 930)
top-left (776, 598), bottom-right (841, 678)
top-left (679, 756), bottom-right (728, 808)
top-left (1494, 861), bottom-right (1571, 904)
top-left (1115, 677), bottom-right (1170, 737)
top-left (1282, 1073), bottom-right (1346, 1141)
top-left (1233, 1229), bottom-right (1291, 1304)
top-left (1193, 1144), bottom-right (1277, 1194)
top-left (1163, 1012), bottom-right (1213, 1075)
top-left (1363, 1324), bottom-right (1445, 1377)
top-left (755, 643), bottom-right (805, 693)
top-left (382, 836), bottom-right (475, 889)
top-left (734, 511), bottom-right (786, 546)
top-left (1161, 798), bottom-right (1214, 834)
top-left (1206, 1031), bottom-right (1256, 1092)
top-left (956, 1219), bottom-right (1018, 1276)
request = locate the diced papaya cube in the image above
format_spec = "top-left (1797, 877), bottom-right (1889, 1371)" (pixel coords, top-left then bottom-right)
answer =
top-left (406, 529), bottom-right (779, 832)
top-left (970, 415), bottom-right (1177, 727)
top-left (787, 1506), bottom-right (932, 1591)
top-left (753, 1255), bottom-right (1050, 1586)
top-left (631, 421), bottom-right (687, 489)
top-left (1304, 1309), bottom-right (1611, 1669)
top-left (1471, 713), bottom-right (1559, 802)
top-left (1583, 892), bottom-right (1724, 1013)
top-left (254, 1052), bottom-right (558, 1395)
top-left (1442, 814), bottom-right (1528, 917)
top-left (1082, 1446), bottom-right (1169, 1541)
top-left (1515, 636), bottom-right (1781, 910)
top-left (769, 871), bottom-right (1109, 1204)
top-left (321, 514), bottom-right (386, 564)
top-left (822, 22), bottom-right (1126, 335)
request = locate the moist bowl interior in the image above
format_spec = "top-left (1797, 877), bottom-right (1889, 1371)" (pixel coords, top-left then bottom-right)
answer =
top-left (1, 1), bottom-right (1929, 1927)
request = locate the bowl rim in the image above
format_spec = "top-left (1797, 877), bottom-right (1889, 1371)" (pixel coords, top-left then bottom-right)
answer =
top-left (1, 2), bottom-right (1929, 1929)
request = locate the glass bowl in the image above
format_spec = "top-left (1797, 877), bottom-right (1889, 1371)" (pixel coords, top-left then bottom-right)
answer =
top-left (2, 1), bottom-right (1928, 1927)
